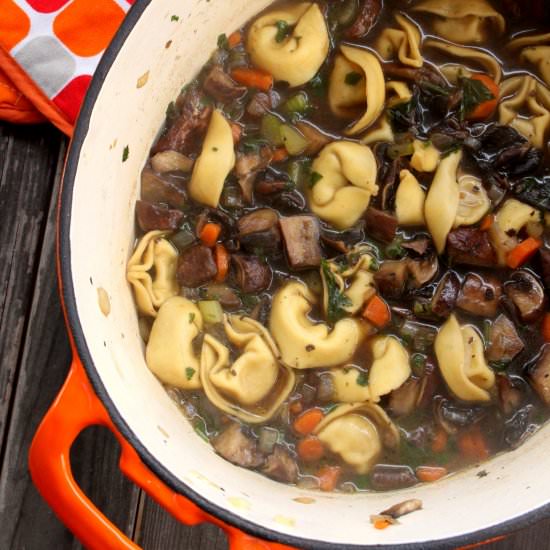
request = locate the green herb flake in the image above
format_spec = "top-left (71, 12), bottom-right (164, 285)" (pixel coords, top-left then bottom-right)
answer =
top-left (345, 71), bottom-right (362, 86)
top-left (217, 33), bottom-right (229, 49)
top-left (459, 76), bottom-right (494, 120)
top-left (309, 171), bottom-right (323, 188)
top-left (275, 20), bottom-right (291, 43)
top-left (193, 418), bottom-right (210, 442)
top-left (490, 360), bottom-right (510, 372)
top-left (385, 238), bottom-right (406, 259)
top-left (356, 371), bottom-right (368, 387)
top-left (189, 312), bottom-right (195, 324)
top-left (321, 260), bottom-right (352, 324)
top-left (411, 353), bottom-right (426, 376)
top-left (122, 145), bottom-right (129, 162)
top-left (170, 14), bottom-right (179, 22)
top-left (185, 367), bottom-right (196, 381)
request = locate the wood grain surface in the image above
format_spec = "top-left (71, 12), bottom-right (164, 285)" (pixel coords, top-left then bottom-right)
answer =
top-left (0, 121), bottom-right (549, 549)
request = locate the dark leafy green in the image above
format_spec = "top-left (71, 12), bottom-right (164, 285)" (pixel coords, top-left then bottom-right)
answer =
top-left (321, 260), bottom-right (352, 323)
top-left (459, 77), bottom-right (494, 120)
top-left (275, 20), bottom-right (291, 42)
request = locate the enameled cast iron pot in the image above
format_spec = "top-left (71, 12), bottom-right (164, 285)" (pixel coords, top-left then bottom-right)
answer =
top-left (28, 1), bottom-right (550, 548)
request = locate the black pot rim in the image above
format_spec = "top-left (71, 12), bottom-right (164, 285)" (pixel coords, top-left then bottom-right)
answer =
top-left (58, 0), bottom-right (550, 548)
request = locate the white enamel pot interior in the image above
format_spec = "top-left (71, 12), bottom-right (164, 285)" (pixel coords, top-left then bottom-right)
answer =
top-left (60, 0), bottom-right (550, 547)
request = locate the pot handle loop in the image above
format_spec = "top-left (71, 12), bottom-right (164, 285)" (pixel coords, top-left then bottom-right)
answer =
top-left (29, 356), bottom-right (293, 550)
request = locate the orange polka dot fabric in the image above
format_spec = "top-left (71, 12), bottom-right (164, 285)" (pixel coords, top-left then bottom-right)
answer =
top-left (0, 0), bottom-right (133, 130)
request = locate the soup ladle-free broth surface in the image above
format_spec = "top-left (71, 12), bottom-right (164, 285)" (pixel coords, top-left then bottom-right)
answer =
top-left (127, 0), bottom-right (550, 493)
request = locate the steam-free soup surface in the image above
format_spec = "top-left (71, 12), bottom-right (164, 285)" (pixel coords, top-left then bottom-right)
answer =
top-left (127, 0), bottom-right (550, 492)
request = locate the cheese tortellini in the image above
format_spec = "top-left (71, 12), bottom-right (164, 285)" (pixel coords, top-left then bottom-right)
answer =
top-left (435, 314), bottom-right (495, 402)
top-left (328, 45), bottom-right (386, 135)
top-left (145, 297), bottom-right (202, 389)
top-left (499, 76), bottom-right (550, 149)
top-left (495, 199), bottom-right (541, 236)
top-left (189, 110), bottom-right (235, 208)
top-left (376, 13), bottom-right (423, 68)
top-left (395, 169), bottom-right (426, 226)
top-left (454, 175), bottom-right (490, 227)
top-left (508, 33), bottom-right (550, 87)
top-left (412, 0), bottom-right (505, 45)
top-left (410, 139), bottom-right (440, 173)
top-left (314, 403), bottom-right (400, 474)
top-left (269, 281), bottom-right (366, 369)
top-left (200, 316), bottom-right (295, 423)
top-left (424, 39), bottom-right (503, 85)
top-left (246, 3), bottom-right (329, 87)
top-left (321, 250), bottom-right (377, 316)
top-left (127, 230), bottom-right (179, 317)
top-left (425, 149), bottom-right (462, 254)
top-left (307, 141), bottom-right (379, 230)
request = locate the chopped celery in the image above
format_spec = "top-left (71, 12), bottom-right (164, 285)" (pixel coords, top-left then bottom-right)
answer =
top-left (198, 300), bottom-right (224, 324)
top-left (170, 225), bottom-right (195, 251)
top-left (280, 124), bottom-right (309, 155)
top-left (258, 427), bottom-right (279, 454)
top-left (260, 114), bottom-right (285, 146)
top-left (283, 92), bottom-right (310, 117)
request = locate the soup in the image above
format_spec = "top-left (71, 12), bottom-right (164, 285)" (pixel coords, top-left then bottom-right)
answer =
top-left (126, 0), bottom-right (550, 493)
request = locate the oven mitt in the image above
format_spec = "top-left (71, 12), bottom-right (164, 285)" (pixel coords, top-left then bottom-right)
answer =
top-left (0, 0), bottom-right (134, 136)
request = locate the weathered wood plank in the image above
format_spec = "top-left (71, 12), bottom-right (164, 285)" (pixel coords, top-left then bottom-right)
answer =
top-left (135, 496), bottom-right (228, 550)
top-left (0, 123), bottom-right (62, 447)
top-left (0, 124), bottom-right (140, 549)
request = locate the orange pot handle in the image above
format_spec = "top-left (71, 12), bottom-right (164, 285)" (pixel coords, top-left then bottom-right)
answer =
top-left (29, 355), bottom-right (293, 550)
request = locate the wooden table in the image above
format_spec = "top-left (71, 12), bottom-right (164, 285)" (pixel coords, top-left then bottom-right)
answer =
top-left (1, 120), bottom-right (549, 549)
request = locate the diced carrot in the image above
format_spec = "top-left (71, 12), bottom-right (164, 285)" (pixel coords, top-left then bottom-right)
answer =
top-left (271, 147), bottom-right (289, 163)
top-left (297, 436), bottom-right (325, 462)
top-left (214, 244), bottom-right (230, 282)
top-left (466, 74), bottom-right (499, 121)
top-left (374, 519), bottom-right (391, 530)
top-left (457, 427), bottom-right (489, 462)
top-left (230, 122), bottom-right (242, 144)
top-left (431, 427), bottom-right (448, 453)
top-left (480, 214), bottom-right (494, 231)
top-left (542, 313), bottom-right (550, 343)
top-left (317, 465), bottom-right (341, 492)
top-left (293, 408), bottom-right (324, 435)
top-left (416, 465), bottom-right (448, 483)
top-left (231, 67), bottom-right (273, 91)
top-left (199, 223), bottom-right (222, 248)
top-left (506, 237), bottom-right (542, 269)
top-left (362, 294), bottom-right (391, 328)
top-left (228, 30), bottom-right (242, 48)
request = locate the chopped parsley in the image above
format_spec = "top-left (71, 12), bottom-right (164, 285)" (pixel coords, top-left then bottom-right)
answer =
top-left (309, 171), bottom-right (323, 188)
top-left (459, 76), bottom-right (494, 120)
top-left (384, 238), bottom-right (406, 259)
top-left (345, 71), bottom-right (362, 86)
top-left (170, 14), bottom-right (179, 22)
top-left (122, 145), bottom-right (129, 162)
top-left (356, 371), bottom-right (368, 387)
top-left (217, 33), bottom-right (229, 49)
top-left (189, 312), bottom-right (195, 324)
top-left (321, 260), bottom-right (352, 323)
top-left (185, 367), bottom-right (196, 381)
top-left (275, 20), bottom-right (291, 43)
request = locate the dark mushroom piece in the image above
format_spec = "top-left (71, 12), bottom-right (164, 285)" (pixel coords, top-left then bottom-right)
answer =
top-left (402, 236), bottom-right (431, 256)
top-left (504, 270), bottom-right (546, 323)
top-left (447, 227), bottom-right (497, 267)
top-left (388, 378), bottom-right (422, 417)
top-left (486, 314), bottom-right (524, 362)
top-left (370, 464), bottom-right (417, 491)
top-left (203, 65), bottom-right (246, 103)
top-left (237, 208), bottom-right (281, 253)
top-left (434, 397), bottom-right (487, 435)
top-left (279, 215), bottom-right (322, 270)
top-left (503, 405), bottom-right (538, 449)
top-left (408, 256), bottom-right (438, 288)
top-left (295, 122), bottom-right (332, 155)
top-left (234, 147), bottom-right (273, 203)
top-left (140, 167), bottom-right (187, 209)
top-left (539, 248), bottom-right (550, 288)
top-left (203, 283), bottom-right (241, 309)
top-left (374, 260), bottom-right (409, 298)
top-left (255, 180), bottom-right (288, 195)
top-left (212, 424), bottom-right (264, 468)
top-left (232, 255), bottom-right (272, 293)
top-left (177, 244), bottom-right (218, 287)
top-left (456, 273), bottom-right (502, 318)
top-left (431, 272), bottom-right (460, 317)
top-left (529, 346), bottom-right (550, 406)
top-left (246, 92), bottom-right (272, 117)
top-left (345, 0), bottom-right (382, 39)
top-left (497, 375), bottom-right (524, 416)
top-left (135, 200), bottom-right (184, 231)
top-left (261, 445), bottom-right (298, 483)
top-left (364, 207), bottom-right (398, 243)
